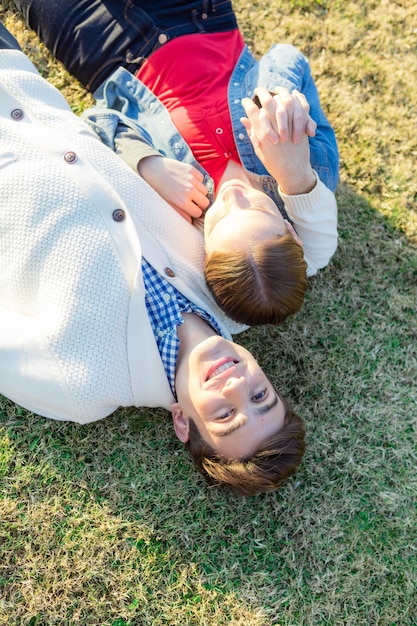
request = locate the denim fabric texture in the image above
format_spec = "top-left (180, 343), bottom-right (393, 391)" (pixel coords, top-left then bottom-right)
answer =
top-left (89, 44), bottom-right (339, 216)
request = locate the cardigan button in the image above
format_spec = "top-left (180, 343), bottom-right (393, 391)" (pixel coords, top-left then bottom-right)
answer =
top-left (158, 33), bottom-right (168, 44)
top-left (11, 108), bottom-right (24, 121)
top-left (64, 151), bottom-right (77, 164)
top-left (164, 267), bottom-right (176, 278)
top-left (112, 209), bottom-right (126, 222)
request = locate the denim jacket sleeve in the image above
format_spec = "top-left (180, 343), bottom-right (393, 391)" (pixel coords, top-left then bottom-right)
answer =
top-left (84, 66), bottom-right (215, 199)
top-left (115, 124), bottom-right (163, 173)
top-left (82, 108), bottom-right (162, 173)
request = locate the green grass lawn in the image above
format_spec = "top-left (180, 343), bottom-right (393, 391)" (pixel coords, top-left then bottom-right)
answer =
top-left (1, 0), bottom-right (416, 624)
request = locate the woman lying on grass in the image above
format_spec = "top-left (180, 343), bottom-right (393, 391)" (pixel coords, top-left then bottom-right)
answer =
top-left (15, 0), bottom-right (339, 327)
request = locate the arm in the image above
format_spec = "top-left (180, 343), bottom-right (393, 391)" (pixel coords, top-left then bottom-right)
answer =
top-left (241, 88), bottom-right (338, 273)
top-left (279, 174), bottom-right (338, 275)
top-left (84, 109), bottom-right (209, 222)
top-left (253, 44), bottom-right (339, 192)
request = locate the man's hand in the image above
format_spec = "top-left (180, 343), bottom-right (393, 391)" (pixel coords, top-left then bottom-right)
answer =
top-left (138, 156), bottom-right (210, 223)
top-left (241, 87), bottom-right (317, 195)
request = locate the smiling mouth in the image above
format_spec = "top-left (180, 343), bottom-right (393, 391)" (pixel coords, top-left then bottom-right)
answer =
top-left (205, 359), bottom-right (238, 381)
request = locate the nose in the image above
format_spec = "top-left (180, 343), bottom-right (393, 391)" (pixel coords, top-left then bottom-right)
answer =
top-left (223, 187), bottom-right (249, 210)
top-left (222, 375), bottom-right (245, 396)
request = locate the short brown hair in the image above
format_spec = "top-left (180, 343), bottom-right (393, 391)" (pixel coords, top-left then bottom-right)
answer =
top-left (186, 394), bottom-right (306, 497)
top-left (204, 234), bottom-right (307, 325)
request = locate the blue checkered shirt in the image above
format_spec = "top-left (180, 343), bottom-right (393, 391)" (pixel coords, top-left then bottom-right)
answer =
top-left (142, 259), bottom-right (225, 397)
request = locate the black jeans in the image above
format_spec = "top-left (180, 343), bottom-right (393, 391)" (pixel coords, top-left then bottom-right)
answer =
top-left (13, 0), bottom-right (238, 92)
top-left (0, 21), bottom-right (22, 50)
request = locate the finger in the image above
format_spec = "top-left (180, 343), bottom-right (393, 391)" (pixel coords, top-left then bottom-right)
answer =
top-left (242, 95), bottom-right (278, 144)
top-left (270, 87), bottom-right (296, 142)
top-left (191, 190), bottom-right (210, 212)
top-left (290, 97), bottom-right (306, 144)
top-left (191, 179), bottom-right (210, 211)
top-left (190, 166), bottom-right (205, 183)
top-left (240, 116), bottom-right (260, 149)
top-left (183, 183), bottom-right (209, 215)
top-left (170, 204), bottom-right (193, 223)
top-left (292, 90), bottom-right (315, 140)
top-left (306, 115), bottom-right (317, 137)
top-left (192, 177), bottom-right (209, 197)
top-left (184, 198), bottom-right (204, 218)
top-left (252, 88), bottom-right (280, 143)
top-left (240, 115), bottom-right (254, 138)
top-left (242, 96), bottom-right (261, 119)
top-left (253, 87), bottom-right (276, 119)
top-left (240, 115), bottom-right (251, 131)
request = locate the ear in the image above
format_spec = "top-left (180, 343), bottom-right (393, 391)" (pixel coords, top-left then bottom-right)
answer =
top-left (171, 403), bottom-right (190, 443)
top-left (284, 220), bottom-right (303, 248)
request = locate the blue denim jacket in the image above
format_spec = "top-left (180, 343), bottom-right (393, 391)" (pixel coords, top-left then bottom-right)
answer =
top-left (87, 43), bottom-right (339, 213)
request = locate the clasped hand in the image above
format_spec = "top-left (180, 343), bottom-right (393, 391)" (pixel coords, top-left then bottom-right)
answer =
top-left (241, 87), bottom-right (317, 195)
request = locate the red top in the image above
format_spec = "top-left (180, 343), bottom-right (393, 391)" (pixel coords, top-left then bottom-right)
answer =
top-left (137, 30), bottom-right (245, 188)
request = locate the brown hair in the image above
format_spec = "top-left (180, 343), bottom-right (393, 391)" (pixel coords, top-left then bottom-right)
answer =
top-left (204, 234), bottom-right (307, 325)
top-left (186, 394), bottom-right (306, 497)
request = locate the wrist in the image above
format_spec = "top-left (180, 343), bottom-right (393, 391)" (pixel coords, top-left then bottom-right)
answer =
top-left (279, 169), bottom-right (317, 196)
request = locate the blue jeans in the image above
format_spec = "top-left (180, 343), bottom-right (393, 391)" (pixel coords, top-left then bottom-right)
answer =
top-left (13, 0), bottom-right (238, 91)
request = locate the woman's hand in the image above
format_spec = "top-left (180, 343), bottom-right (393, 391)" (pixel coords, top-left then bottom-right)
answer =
top-left (241, 87), bottom-right (317, 195)
top-left (244, 86), bottom-right (316, 144)
top-left (138, 156), bottom-right (210, 222)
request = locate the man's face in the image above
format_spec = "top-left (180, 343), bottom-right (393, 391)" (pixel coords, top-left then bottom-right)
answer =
top-left (204, 179), bottom-right (288, 256)
top-left (172, 335), bottom-right (285, 459)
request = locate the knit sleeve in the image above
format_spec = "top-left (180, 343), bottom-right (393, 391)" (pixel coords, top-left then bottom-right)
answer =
top-left (279, 172), bottom-right (338, 276)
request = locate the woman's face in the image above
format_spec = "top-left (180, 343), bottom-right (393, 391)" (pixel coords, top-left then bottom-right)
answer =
top-left (203, 179), bottom-right (287, 255)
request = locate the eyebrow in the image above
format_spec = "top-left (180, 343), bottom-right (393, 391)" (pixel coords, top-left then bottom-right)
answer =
top-left (256, 393), bottom-right (279, 415)
top-left (217, 394), bottom-right (279, 437)
top-left (206, 205), bottom-right (229, 235)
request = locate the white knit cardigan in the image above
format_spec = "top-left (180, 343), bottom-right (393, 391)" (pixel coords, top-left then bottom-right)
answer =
top-left (0, 49), bottom-right (243, 423)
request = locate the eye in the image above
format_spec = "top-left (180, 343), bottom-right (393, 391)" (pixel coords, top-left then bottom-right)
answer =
top-left (215, 409), bottom-right (234, 421)
top-left (251, 388), bottom-right (267, 402)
